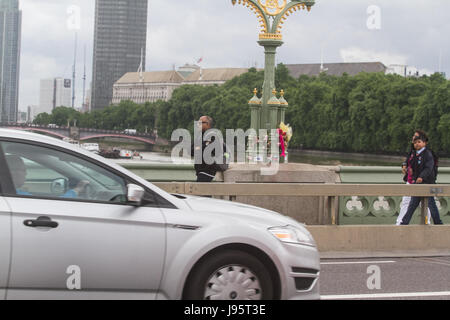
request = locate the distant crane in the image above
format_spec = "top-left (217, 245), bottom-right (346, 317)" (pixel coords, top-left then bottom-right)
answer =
top-left (82, 45), bottom-right (87, 111)
top-left (72, 33), bottom-right (77, 109)
top-left (138, 47), bottom-right (144, 82)
top-left (320, 46), bottom-right (328, 73)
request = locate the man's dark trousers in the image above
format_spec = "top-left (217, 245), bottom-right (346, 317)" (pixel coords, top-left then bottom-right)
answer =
top-left (196, 172), bottom-right (214, 182)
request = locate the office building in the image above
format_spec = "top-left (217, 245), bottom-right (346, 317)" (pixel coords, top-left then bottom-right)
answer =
top-left (26, 105), bottom-right (38, 122)
top-left (38, 78), bottom-right (72, 115)
top-left (0, 0), bottom-right (21, 123)
top-left (385, 64), bottom-right (433, 77)
top-left (91, 0), bottom-right (148, 111)
top-left (112, 70), bottom-right (184, 104)
top-left (112, 67), bottom-right (251, 104)
top-left (285, 62), bottom-right (387, 78)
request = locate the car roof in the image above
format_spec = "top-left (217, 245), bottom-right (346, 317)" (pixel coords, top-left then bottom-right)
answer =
top-left (1, 127), bottom-right (64, 142)
top-left (0, 128), bottom-right (183, 206)
top-left (0, 128), bottom-right (132, 176)
top-left (0, 127), bottom-right (128, 167)
top-left (0, 128), bottom-right (109, 162)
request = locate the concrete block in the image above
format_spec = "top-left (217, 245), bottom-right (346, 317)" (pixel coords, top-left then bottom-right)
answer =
top-left (306, 225), bottom-right (450, 257)
top-left (224, 163), bottom-right (340, 224)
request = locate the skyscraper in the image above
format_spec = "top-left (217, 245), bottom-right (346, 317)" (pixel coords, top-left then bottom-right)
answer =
top-left (0, 0), bottom-right (21, 123)
top-left (91, 0), bottom-right (148, 111)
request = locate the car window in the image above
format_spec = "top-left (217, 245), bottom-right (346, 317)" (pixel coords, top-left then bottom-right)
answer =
top-left (1, 141), bottom-right (127, 204)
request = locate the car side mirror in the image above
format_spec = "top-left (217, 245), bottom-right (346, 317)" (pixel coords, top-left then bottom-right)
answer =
top-left (51, 178), bottom-right (68, 195)
top-left (127, 184), bottom-right (145, 206)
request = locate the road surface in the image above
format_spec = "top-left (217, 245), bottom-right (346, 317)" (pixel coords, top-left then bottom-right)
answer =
top-left (320, 256), bottom-right (450, 300)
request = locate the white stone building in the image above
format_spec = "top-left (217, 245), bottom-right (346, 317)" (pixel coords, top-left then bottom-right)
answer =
top-left (385, 64), bottom-right (434, 77)
top-left (38, 78), bottom-right (72, 115)
top-left (112, 67), bottom-right (250, 104)
top-left (112, 70), bottom-right (184, 104)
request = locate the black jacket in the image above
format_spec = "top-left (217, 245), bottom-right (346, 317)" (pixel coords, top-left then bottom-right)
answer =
top-left (409, 148), bottom-right (436, 184)
top-left (191, 133), bottom-right (228, 176)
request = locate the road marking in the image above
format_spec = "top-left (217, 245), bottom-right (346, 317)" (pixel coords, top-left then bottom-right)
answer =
top-left (321, 291), bottom-right (450, 300)
top-left (414, 257), bottom-right (450, 267)
top-left (320, 260), bottom-right (396, 265)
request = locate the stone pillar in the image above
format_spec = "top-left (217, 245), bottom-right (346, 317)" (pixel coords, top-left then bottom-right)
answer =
top-left (224, 163), bottom-right (341, 225)
top-left (69, 126), bottom-right (80, 141)
top-left (278, 89), bottom-right (288, 125)
top-left (247, 89), bottom-right (261, 162)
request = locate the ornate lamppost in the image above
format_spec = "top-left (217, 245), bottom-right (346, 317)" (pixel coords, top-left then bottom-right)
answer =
top-left (231, 0), bottom-right (315, 161)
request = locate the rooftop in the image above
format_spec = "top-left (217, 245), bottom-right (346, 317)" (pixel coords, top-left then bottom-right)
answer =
top-left (183, 68), bottom-right (251, 83)
top-left (115, 70), bottom-right (185, 84)
top-left (285, 62), bottom-right (387, 78)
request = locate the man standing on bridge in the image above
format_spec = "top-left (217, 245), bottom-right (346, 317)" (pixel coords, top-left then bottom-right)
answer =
top-left (192, 116), bottom-right (229, 182)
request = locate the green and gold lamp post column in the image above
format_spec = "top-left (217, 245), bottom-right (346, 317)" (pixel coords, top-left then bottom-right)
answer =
top-left (231, 0), bottom-right (315, 161)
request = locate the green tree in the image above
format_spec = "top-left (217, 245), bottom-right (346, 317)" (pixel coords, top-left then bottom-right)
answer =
top-left (33, 112), bottom-right (52, 125)
top-left (30, 69), bottom-right (450, 156)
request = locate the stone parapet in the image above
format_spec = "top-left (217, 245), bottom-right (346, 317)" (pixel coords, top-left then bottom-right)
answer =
top-left (307, 225), bottom-right (450, 258)
top-left (224, 163), bottom-right (340, 224)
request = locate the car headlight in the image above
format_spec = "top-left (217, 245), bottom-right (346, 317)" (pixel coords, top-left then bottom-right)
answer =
top-left (268, 225), bottom-right (316, 247)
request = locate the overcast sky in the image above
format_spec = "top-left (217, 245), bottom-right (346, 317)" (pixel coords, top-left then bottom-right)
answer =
top-left (18, 0), bottom-right (450, 111)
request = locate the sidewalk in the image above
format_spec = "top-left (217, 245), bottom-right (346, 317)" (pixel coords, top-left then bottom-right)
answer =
top-left (306, 225), bottom-right (450, 259)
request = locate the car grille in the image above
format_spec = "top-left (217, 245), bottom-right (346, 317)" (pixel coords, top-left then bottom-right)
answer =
top-left (291, 267), bottom-right (319, 291)
top-left (294, 277), bottom-right (316, 291)
top-left (291, 267), bottom-right (319, 275)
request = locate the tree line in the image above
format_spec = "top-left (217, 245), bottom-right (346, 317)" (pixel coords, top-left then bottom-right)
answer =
top-left (34, 65), bottom-right (450, 155)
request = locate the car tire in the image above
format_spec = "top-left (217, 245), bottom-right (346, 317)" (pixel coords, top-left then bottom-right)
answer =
top-left (183, 249), bottom-right (274, 300)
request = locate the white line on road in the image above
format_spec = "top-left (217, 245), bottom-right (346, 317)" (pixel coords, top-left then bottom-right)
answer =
top-left (321, 291), bottom-right (450, 300)
top-left (320, 260), bottom-right (396, 265)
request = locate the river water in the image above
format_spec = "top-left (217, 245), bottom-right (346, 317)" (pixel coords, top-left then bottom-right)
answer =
top-left (120, 150), bottom-right (409, 167)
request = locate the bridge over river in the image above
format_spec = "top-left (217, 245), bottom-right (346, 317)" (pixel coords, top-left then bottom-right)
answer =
top-left (0, 123), bottom-right (168, 146)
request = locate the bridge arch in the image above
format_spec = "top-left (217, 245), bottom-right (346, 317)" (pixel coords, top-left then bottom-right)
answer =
top-left (2, 125), bottom-right (161, 145)
top-left (80, 134), bottom-right (156, 145)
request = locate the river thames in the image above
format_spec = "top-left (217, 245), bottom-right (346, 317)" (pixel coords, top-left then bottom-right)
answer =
top-left (116, 149), bottom-right (413, 167)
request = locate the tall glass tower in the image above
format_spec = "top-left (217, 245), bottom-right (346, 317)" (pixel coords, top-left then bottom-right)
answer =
top-left (0, 0), bottom-right (21, 123)
top-left (91, 0), bottom-right (148, 111)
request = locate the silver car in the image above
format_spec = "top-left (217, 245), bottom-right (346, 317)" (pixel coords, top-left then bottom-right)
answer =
top-left (0, 129), bottom-right (320, 300)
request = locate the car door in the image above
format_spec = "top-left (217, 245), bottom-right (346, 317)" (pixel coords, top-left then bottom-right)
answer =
top-left (0, 140), bottom-right (167, 299)
top-left (0, 195), bottom-right (11, 300)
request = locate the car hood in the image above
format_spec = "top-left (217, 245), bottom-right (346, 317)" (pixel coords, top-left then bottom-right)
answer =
top-left (178, 194), bottom-right (303, 228)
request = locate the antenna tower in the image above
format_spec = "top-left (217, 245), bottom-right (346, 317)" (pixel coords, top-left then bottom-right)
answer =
top-left (82, 45), bottom-right (86, 110)
top-left (72, 33), bottom-right (78, 109)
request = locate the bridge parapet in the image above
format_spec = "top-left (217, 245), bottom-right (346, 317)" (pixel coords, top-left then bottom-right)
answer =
top-left (153, 182), bottom-right (450, 226)
top-left (117, 162), bottom-right (450, 226)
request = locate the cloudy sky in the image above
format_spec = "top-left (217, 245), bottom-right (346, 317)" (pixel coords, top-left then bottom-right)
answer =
top-left (18, 0), bottom-right (450, 111)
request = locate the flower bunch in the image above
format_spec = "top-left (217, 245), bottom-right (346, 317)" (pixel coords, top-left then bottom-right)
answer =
top-left (277, 122), bottom-right (292, 157)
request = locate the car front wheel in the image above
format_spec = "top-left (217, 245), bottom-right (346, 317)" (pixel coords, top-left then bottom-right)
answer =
top-left (183, 249), bottom-right (274, 300)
